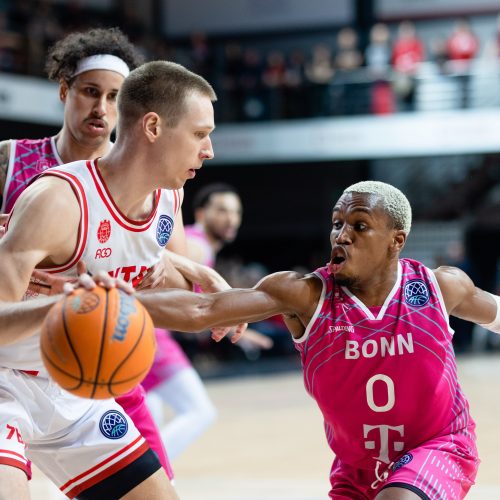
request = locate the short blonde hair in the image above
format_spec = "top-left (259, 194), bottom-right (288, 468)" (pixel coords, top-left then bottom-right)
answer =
top-left (117, 60), bottom-right (217, 132)
top-left (343, 180), bottom-right (412, 234)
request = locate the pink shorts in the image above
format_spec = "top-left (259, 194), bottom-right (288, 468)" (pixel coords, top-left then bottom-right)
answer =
top-left (115, 384), bottom-right (174, 480)
top-left (141, 329), bottom-right (191, 391)
top-left (329, 432), bottom-right (479, 499)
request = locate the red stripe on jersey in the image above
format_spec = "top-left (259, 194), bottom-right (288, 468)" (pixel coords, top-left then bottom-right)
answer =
top-left (0, 456), bottom-right (31, 478)
top-left (35, 170), bottom-right (89, 273)
top-left (0, 448), bottom-right (28, 463)
top-left (63, 439), bottom-right (149, 498)
top-left (86, 159), bottom-right (159, 231)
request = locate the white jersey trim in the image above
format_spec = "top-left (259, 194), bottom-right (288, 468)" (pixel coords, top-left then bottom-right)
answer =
top-left (342, 261), bottom-right (402, 321)
top-left (294, 272), bottom-right (327, 344)
top-left (428, 267), bottom-right (454, 336)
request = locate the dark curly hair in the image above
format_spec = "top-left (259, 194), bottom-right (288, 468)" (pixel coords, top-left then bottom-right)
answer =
top-left (45, 27), bottom-right (144, 83)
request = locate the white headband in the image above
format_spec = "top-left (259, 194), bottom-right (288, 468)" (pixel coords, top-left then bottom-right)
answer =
top-left (73, 54), bottom-right (130, 78)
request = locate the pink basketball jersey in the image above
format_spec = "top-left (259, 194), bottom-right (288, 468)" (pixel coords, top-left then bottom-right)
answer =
top-left (185, 223), bottom-right (215, 268)
top-left (295, 258), bottom-right (476, 482)
top-left (1, 137), bottom-right (62, 213)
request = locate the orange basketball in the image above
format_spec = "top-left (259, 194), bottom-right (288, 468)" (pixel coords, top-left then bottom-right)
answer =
top-left (40, 286), bottom-right (156, 399)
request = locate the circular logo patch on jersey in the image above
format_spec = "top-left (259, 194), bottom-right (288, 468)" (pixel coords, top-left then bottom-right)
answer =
top-left (404, 279), bottom-right (430, 307)
top-left (156, 215), bottom-right (173, 247)
top-left (392, 453), bottom-right (413, 471)
top-left (97, 220), bottom-right (111, 243)
top-left (99, 410), bottom-right (128, 439)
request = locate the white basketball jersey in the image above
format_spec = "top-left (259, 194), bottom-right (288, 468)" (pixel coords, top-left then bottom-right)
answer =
top-left (0, 159), bottom-right (182, 373)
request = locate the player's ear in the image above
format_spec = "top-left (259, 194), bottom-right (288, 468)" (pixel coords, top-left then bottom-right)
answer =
top-left (392, 230), bottom-right (407, 252)
top-left (59, 80), bottom-right (69, 103)
top-left (143, 112), bottom-right (161, 143)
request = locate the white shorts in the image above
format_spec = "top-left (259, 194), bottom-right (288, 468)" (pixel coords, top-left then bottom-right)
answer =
top-left (0, 368), bottom-right (157, 498)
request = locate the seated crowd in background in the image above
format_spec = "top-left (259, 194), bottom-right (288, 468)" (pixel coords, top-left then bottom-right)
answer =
top-left (1, 1), bottom-right (499, 121)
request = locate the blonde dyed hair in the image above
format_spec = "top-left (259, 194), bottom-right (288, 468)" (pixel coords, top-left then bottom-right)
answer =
top-left (343, 180), bottom-right (412, 234)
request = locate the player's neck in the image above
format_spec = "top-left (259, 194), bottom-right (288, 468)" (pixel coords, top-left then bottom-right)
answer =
top-left (347, 261), bottom-right (399, 307)
top-left (54, 131), bottom-right (110, 165)
top-left (200, 225), bottom-right (224, 254)
top-left (96, 154), bottom-right (156, 221)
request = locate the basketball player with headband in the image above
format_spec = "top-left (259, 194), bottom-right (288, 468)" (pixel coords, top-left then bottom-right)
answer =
top-left (0, 32), bottom-right (232, 500)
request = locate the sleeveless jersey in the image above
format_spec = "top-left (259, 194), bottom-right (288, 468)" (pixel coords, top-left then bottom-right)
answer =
top-left (184, 223), bottom-right (215, 268)
top-left (0, 158), bottom-right (182, 373)
top-left (295, 258), bottom-right (476, 479)
top-left (1, 137), bottom-right (62, 213)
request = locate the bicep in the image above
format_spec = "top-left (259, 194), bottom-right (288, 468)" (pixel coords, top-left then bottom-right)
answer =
top-left (435, 266), bottom-right (497, 324)
top-left (0, 179), bottom-right (79, 301)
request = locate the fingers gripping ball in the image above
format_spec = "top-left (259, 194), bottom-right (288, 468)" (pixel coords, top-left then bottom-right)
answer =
top-left (40, 286), bottom-right (156, 399)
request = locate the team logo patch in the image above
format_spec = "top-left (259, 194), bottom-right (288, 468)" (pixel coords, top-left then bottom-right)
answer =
top-left (404, 279), bottom-right (430, 307)
top-left (35, 159), bottom-right (51, 172)
top-left (156, 215), bottom-right (173, 247)
top-left (97, 220), bottom-right (111, 243)
top-left (99, 410), bottom-right (128, 439)
top-left (392, 453), bottom-right (413, 471)
top-left (71, 292), bottom-right (100, 314)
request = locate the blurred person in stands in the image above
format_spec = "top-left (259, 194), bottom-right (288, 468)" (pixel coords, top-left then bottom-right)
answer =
top-left (446, 18), bottom-right (479, 108)
top-left (305, 43), bottom-right (335, 116)
top-left (366, 23), bottom-right (395, 115)
top-left (144, 183), bottom-right (272, 460)
top-left (137, 180), bottom-right (491, 499)
top-left (391, 21), bottom-right (424, 111)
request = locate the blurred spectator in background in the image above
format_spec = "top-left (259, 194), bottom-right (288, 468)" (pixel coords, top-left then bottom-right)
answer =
top-left (334, 27), bottom-right (363, 73)
top-left (446, 18), bottom-right (479, 108)
top-left (305, 43), bottom-right (335, 116)
top-left (220, 42), bottom-right (244, 121)
top-left (188, 31), bottom-right (214, 82)
top-left (240, 47), bottom-right (266, 121)
top-left (283, 49), bottom-right (307, 119)
top-left (391, 20), bottom-right (424, 111)
top-left (262, 49), bottom-right (287, 120)
top-left (365, 23), bottom-right (395, 115)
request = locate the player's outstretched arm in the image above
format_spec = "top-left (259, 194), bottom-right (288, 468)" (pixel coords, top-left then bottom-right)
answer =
top-left (434, 266), bottom-right (499, 331)
top-left (0, 177), bottom-right (80, 344)
top-left (137, 270), bottom-right (318, 338)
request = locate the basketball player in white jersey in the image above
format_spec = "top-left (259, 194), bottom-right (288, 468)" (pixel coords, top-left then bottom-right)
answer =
top-left (0, 60), bottom-right (220, 499)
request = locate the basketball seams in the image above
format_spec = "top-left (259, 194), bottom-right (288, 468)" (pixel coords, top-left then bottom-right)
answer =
top-left (107, 304), bottom-right (149, 397)
top-left (91, 288), bottom-right (110, 399)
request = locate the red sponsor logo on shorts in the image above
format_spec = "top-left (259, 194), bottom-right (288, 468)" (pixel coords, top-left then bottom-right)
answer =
top-left (97, 220), bottom-right (111, 243)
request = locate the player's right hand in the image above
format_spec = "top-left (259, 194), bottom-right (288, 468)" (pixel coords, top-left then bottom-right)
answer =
top-left (63, 262), bottom-right (135, 295)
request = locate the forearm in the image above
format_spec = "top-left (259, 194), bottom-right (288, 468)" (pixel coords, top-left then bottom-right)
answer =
top-left (0, 295), bottom-right (60, 345)
top-left (166, 250), bottom-right (229, 291)
top-left (137, 287), bottom-right (280, 333)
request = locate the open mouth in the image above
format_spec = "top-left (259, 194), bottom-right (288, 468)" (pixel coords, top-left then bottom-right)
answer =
top-left (328, 248), bottom-right (347, 274)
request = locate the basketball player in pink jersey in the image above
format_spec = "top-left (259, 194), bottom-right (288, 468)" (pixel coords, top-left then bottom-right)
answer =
top-left (143, 183), bottom-right (243, 459)
top-left (0, 27), bottom-right (181, 484)
top-left (0, 59), bottom-right (225, 499)
top-left (118, 180), bottom-right (500, 499)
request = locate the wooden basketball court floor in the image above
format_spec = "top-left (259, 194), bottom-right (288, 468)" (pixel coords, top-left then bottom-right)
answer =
top-left (31, 354), bottom-right (500, 499)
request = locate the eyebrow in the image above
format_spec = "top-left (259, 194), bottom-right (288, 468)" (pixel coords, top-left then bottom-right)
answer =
top-left (333, 206), bottom-right (373, 216)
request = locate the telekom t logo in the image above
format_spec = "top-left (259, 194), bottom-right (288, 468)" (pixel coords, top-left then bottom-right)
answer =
top-left (363, 424), bottom-right (404, 464)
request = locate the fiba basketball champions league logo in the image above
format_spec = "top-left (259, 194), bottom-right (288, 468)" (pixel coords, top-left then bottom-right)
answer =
top-left (403, 279), bottom-right (430, 307)
top-left (99, 410), bottom-right (128, 439)
top-left (156, 215), bottom-right (173, 247)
